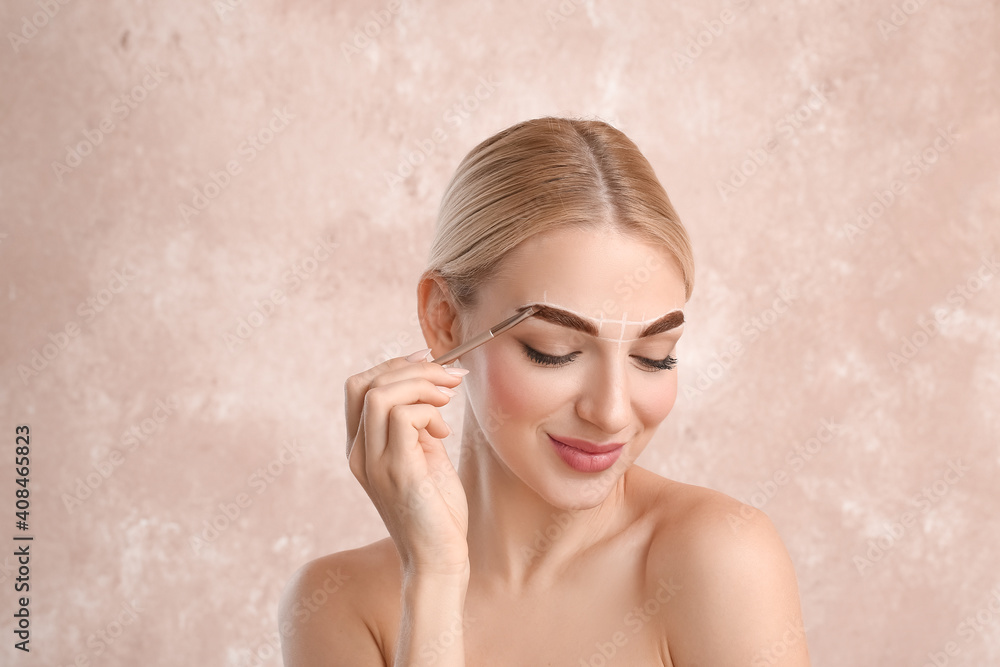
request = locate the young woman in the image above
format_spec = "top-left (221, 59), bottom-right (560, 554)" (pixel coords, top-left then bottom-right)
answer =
top-left (280, 117), bottom-right (811, 666)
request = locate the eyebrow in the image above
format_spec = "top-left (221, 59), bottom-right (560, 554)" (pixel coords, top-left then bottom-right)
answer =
top-left (527, 304), bottom-right (684, 338)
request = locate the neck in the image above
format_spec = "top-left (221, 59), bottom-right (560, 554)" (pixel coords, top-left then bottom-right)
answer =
top-left (457, 408), bottom-right (629, 594)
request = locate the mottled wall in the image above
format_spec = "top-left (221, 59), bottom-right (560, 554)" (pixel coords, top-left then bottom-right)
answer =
top-left (1, 0), bottom-right (998, 664)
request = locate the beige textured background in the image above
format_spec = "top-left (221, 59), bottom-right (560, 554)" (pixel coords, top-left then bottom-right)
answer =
top-left (1, 0), bottom-right (998, 665)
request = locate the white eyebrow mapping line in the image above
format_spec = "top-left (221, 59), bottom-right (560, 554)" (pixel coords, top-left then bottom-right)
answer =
top-left (617, 311), bottom-right (627, 353)
top-left (524, 299), bottom-right (684, 343)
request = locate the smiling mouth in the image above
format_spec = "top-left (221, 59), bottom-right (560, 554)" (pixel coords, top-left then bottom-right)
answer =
top-left (548, 435), bottom-right (625, 473)
top-left (548, 435), bottom-right (625, 454)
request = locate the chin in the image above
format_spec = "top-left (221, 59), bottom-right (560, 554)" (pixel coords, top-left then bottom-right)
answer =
top-left (526, 435), bottom-right (639, 509)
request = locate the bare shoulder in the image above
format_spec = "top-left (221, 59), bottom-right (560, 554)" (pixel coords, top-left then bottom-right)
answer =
top-left (637, 467), bottom-right (780, 552)
top-left (278, 538), bottom-right (401, 667)
top-left (631, 467), bottom-right (811, 666)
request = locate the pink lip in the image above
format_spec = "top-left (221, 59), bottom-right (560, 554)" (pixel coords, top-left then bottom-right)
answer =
top-left (549, 435), bottom-right (625, 453)
top-left (548, 435), bottom-right (625, 473)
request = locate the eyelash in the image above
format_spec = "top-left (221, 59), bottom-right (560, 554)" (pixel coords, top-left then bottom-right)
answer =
top-left (521, 344), bottom-right (678, 372)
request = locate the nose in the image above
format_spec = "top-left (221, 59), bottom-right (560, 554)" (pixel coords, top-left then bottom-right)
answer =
top-left (574, 354), bottom-right (632, 436)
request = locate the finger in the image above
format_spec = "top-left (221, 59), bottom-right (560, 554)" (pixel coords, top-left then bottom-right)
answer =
top-left (375, 402), bottom-right (452, 488)
top-left (361, 376), bottom-right (456, 467)
top-left (369, 360), bottom-right (468, 394)
top-left (344, 352), bottom-right (461, 447)
top-left (345, 357), bottom-right (406, 447)
top-left (347, 402), bottom-right (370, 485)
top-left (346, 350), bottom-right (465, 487)
top-left (345, 354), bottom-right (430, 445)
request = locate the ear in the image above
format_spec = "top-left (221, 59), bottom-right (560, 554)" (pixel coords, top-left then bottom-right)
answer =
top-left (416, 271), bottom-right (464, 360)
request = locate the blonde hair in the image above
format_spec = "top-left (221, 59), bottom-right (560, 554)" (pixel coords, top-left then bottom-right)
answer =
top-left (423, 116), bottom-right (694, 315)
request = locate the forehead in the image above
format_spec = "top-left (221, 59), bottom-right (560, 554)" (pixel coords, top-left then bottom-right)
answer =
top-left (484, 226), bottom-right (687, 321)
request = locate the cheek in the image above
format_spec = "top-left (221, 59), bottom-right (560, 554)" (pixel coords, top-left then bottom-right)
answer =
top-left (469, 345), bottom-right (569, 426)
top-left (479, 346), bottom-right (547, 419)
top-left (636, 374), bottom-right (678, 425)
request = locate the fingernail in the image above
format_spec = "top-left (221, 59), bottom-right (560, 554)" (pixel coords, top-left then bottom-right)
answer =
top-left (436, 386), bottom-right (457, 397)
top-left (445, 367), bottom-right (470, 376)
top-left (406, 348), bottom-right (432, 362)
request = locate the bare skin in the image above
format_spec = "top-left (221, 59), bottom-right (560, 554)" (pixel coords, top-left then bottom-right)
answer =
top-left (280, 226), bottom-right (811, 666)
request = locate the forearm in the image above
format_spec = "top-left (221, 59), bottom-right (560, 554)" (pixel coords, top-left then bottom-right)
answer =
top-left (394, 568), bottom-right (470, 667)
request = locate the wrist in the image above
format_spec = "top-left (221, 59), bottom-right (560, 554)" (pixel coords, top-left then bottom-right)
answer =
top-left (402, 560), bottom-right (471, 583)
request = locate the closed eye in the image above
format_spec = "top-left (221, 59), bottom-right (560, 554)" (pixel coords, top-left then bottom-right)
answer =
top-left (522, 344), bottom-right (578, 366)
top-left (520, 344), bottom-right (677, 372)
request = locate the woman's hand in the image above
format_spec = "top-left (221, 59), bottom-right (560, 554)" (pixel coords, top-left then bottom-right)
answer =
top-left (344, 349), bottom-right (471, 577)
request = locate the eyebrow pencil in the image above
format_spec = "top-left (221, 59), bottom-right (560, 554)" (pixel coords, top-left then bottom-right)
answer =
top-left (431, 305), bottom-right (540, 365)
